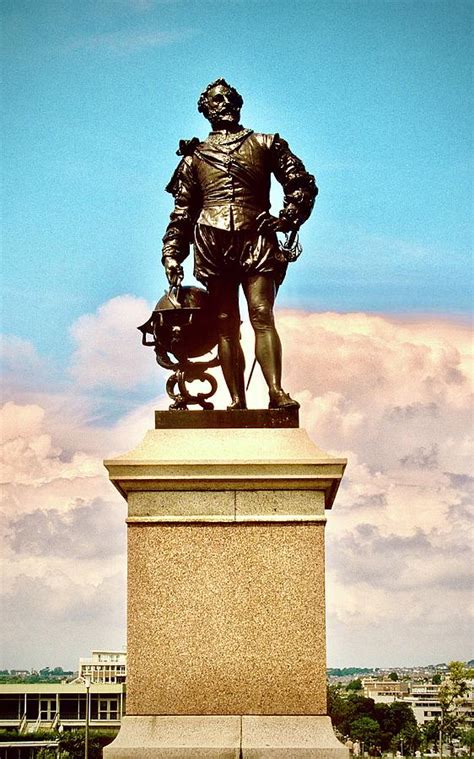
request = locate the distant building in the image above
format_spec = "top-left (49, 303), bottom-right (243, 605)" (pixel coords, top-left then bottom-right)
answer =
top-left (362, 678), bottom-right (410, 702)
top-left (0, 681), bottom-right (125, 734)
top-left (404, 681), bottom-right (474, 728)
top-left (404, 683), bottom-right (443, 724)
top-left (78, 649), bottom-right (126, 684)
top-left (360, 678), bottom-right (474, 730)
top-left (0, 649), bottom-right (127, 738)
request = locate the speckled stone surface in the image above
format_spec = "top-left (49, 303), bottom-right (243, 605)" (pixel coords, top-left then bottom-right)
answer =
top-left (235, 490), bottom-right (324, 516)
top-left (128, 490), bottom-right (235, 518)
top-left (127, 489), bottom-right (325, 521)
top-left (127, 521), bottom-right (327, 716)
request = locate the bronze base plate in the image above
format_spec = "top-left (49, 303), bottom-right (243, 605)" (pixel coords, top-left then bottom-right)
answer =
top-left (154, 408), bottom-right (299, 429)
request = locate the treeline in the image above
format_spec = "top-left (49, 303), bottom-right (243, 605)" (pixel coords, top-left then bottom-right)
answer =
top-left (329, 668), bottom-right (375, 677)
top-left (328, 688), bottom-right (422, 753)
top-left (328, 661), bottom-right (474, 755)
top-left (0, 667), bottom-right (75, 684)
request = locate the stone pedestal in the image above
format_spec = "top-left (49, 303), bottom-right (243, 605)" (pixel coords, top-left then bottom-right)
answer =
top-left (103, 410), bottom-right (348, 758)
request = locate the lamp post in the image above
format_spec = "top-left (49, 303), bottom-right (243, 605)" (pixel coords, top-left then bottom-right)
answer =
top-left (84, 677), bottom-right (90, 759)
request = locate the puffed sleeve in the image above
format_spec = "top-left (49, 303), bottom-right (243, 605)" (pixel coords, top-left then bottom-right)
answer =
top-left (161, 155), bottom-right (201, 264)
top-left (270, 134), bottom-right (318, 231)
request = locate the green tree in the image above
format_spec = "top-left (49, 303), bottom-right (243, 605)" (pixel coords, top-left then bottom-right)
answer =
top-left (460, 728), bottom-right (474, 758)
top-left (346, 679), bottom-right (363, 692)
top-left (374, 703), bottom-right (393, 750)
top-left (432, 673), bottom-right (442, 685)
top-left (327, 684), bottom-right (349, 729)
top-left (345, 695), bottom-right (378, 722)
top-left (399, 722), bottom-right (422, 754)
top-left (339, 695), bottom-right (378, 741)
top-left (388, 672), bottom-right (399, 682)
top-left (58, 729), bottom-right (117, 759)
top-left (350, 716), bottom-right (381, 749)
top-left (327, 692), bottom-right (378, 741)
top-left (438, 661), bottom-right (474, 758)
top-left (386, 702), bottom-right (418, 738)
top-left (422, 717), bottom-right (441, 751)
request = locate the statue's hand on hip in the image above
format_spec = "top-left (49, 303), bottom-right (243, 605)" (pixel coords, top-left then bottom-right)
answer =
top-left (256, 211), bottom-right (293, 235)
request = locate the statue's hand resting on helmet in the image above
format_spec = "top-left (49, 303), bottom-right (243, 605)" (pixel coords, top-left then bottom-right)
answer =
top-left (163, 256), bottom-right (184, 287)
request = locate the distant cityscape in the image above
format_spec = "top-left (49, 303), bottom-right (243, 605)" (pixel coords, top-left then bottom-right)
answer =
top-left (328, 661), bottom-right (474, 683)
top-left (0, 653), bottom-right (472, 758)
top-left (3, 659), bottom-right (473, 684)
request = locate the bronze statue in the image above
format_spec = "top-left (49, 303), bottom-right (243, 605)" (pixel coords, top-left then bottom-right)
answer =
top-left (161, 79), bottom-right (317, 410)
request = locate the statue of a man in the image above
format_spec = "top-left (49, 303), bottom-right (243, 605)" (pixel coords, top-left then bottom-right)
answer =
top-left (161, 79), bottom-right (317, 409)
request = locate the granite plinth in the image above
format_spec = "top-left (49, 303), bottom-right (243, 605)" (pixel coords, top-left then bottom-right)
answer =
top-left (127, 521), bottom-right (326, 715)
top-left (242, 716), bottom-right (349, 758)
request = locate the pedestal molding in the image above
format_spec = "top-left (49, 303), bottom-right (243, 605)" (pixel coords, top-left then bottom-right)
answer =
top-left (126, 514), bottom-right (327, 524)
top-left (104, 428), bottom-right (346, 509)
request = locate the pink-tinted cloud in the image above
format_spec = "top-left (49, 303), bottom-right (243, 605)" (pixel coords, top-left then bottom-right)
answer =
top-left (0, 402), bottom-right (110, 517)
top-left (1, 303), bottom-right (472, 668)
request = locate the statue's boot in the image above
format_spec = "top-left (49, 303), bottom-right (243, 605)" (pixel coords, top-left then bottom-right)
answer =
top-left (227, 397), bottom-right (247, 410)
top-left (226, 360), bottom-right (247, 410)
top-left (220, 335), bottom-right (247, 411)
top-left (268, 388), bottom-right (300, 410)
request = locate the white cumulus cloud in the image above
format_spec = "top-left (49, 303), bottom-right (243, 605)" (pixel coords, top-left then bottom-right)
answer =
top-left (1, 302), bottom-right (472, 668)
top-left (69, 294), bottom-right (157, 389)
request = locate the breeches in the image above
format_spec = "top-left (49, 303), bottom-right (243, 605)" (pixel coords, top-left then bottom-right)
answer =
top-left (193, 224), bottom-right (287, 288)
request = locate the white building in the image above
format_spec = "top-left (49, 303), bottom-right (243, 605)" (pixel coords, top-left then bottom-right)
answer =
top-left (403, 683), bottom-right (443, 725)
top-left (362, 678), bottom-right (410, 703)
top-left (0, 681), bottom-right (125, 734)
top-left (78, 649), bottom-right (126, 684)
top-left (0, 650), bottom-right (127, 740)
top-left (362, 678), bottom-right (474, 730)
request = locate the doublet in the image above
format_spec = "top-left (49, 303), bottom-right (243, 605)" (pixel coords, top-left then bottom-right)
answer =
top-left (162, 128), bottom-right (317, 282)
top-left (194, 131), bottom-right (275, 231)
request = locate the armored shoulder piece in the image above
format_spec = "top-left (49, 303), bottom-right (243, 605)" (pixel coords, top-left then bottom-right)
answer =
top-left (176, 137), bottom-right (201, 157)
top-left (252, 132), bottom-right (275, 151)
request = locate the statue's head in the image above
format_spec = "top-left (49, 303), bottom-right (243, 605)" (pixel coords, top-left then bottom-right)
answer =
top-left (197, 78), bottom-right (243, 130)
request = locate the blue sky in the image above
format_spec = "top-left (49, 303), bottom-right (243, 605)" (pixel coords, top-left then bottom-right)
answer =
top-left (3, 0), bottom-right (472, 361)
top-left (1, 1), bottom-right (473, 670)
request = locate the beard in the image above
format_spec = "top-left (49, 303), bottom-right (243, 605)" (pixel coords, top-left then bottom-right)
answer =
top-left (208, 107), bottom-right (241, 130)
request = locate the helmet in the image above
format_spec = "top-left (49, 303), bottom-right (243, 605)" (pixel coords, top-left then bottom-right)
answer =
top-left (139, 286), bottom-right (218, 360)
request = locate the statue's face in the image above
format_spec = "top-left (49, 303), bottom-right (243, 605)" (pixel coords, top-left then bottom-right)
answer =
top-left (204, 84), bottom-right (241, 129)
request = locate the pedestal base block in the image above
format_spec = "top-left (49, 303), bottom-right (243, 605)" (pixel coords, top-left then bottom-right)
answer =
top-left (104, 716), bottom-right (349, 759)
top-left (242, 716), bottom-right (349, 758)
top-left (103, 716), bottom-right (241, 758)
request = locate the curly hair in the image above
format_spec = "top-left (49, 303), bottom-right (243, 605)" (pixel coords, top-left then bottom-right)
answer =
top-left (197, 78), bottom-right (244, 118)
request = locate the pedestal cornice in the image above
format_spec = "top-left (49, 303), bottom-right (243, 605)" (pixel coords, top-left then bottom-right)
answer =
top-left (104, 427), bottom-right (346, 510)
